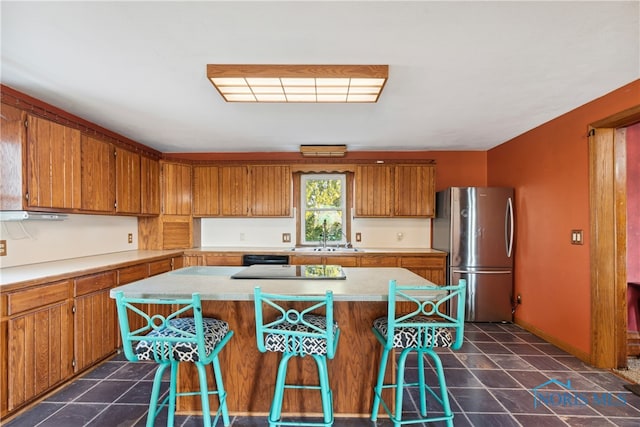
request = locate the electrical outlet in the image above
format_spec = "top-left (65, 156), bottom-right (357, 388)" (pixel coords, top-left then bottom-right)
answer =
top-left (0, 240), bottom-right (6, 256)
top-left (128, 233), bottom-right (133, 244)
top-left (282, 233), bottom-right (291, 243)
top-left (355, 232), bottom-right (362, 242)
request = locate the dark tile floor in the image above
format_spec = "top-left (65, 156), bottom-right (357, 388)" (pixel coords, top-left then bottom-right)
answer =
top-left (3, 323), bottom-right (640, 426)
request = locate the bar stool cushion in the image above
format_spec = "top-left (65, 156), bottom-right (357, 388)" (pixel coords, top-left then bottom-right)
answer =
top-left (265, 314), bottom-right (338, 355)
top-left (372, 315), bottom-right (453, 349)
top-left (135, 317), bottom-right (229, 362)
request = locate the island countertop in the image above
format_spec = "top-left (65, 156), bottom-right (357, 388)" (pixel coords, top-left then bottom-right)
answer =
top-left (110, 265), bottom-right (439, 301)
top-left (109, 265), bottom-right (444, 417)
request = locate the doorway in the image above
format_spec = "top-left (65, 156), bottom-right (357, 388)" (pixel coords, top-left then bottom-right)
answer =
top-left (589, 105), bottom-right (640, 369)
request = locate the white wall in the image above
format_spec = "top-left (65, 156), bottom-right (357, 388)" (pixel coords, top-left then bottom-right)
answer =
top-left (201, 216), bottom-right (431, 249)
top-left (0, 214), bottom-right (138, 268)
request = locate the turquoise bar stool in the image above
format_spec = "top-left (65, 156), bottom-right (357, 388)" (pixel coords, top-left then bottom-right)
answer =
top-left (371, 279), bottom-right (467, 427)
top-left (253, 287), bottom-right (340, 427)
top-left (114, 292), bottom-right (233, 427)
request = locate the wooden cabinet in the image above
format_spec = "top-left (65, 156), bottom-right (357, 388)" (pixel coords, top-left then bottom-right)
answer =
top-left (140, 156), bottom-right (160, 215)
top-left (73, 272), bottom-right (117, 372)
top-left (355, 165), bottom-right (393, 217)
top-left (203, 253), bottom-right (243, 266)
top-left (290, 254), bottom-right (358, 267)
top-left (81, 135), bottom-right (115, 212)
top-left (399, 255), bottom-right (446, 284)
top-left (220, 166), bottom-right (249, 216)
top-left (26, 114), bottom-right (82, 210)
top-left (250, 165), bottom-right (291, 216)
top-left (2, 280), bottom-right (74, 415)
top-left (1, 104), bottom-right (26, 210)
top-left (115, 147), bottom-right (141, 214)
top-left (162, 161), bottom-right (192, 215)
top-left (193, 165), bottom-right (220, 216)
top-left (216, 165), bottom-right (291, 217)
top-left (394, 164), bottom-right (435, 217)
top-left (354, 163), bottom-right (435, 218)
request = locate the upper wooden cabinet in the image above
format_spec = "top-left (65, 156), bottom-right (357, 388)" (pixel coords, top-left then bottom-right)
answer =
top-left (220, 165), bottom-right (249, 216)
top-left (196, 164), bottom-right (291, 217)
top-left (354, 165), bottom-right (393, 216)
top-left (193, 165), bottom-right (220, 216)
top-left (394, 164), bottom-right (435, 217)
top-left (26, 114), bottom-right (82, 210)
top-left (162, 161), bottom-right (192, 215)
top-left (251, 165), bottom-right (291, 216)
top-left (140, 156), bottom-right (160, 215)
top-left (81, 135), bottom-right (115, 213)
top-left (115, 147), bottom-right (141, 214)
top-left (1, 104), bottom-right (27, 210)
top-left (354, 163), bottom-right (435, 218)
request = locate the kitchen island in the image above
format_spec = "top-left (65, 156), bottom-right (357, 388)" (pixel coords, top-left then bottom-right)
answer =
top-left (110, 265), bottom-right (442, 418)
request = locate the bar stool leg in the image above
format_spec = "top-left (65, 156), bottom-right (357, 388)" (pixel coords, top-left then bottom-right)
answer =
top-left (394, 348), bottom-right (412, 426)
top-left (371, 347), bottom-right (391, 422)
top-left (417, 351), bottom-right (427, 416)
top-left (168, 361), bottom-right (179, 427)
top-left (195, 362), bottom-right (212, 427)
top-left (147, 363), bottom-right (169, 427)
top-left (428, 351), bottom-right (454, 427)
top-left (211, 356), bottom-right (231, 426)
top-left (313, 355), bottom-right (333, 425)
top-left (270, 353), bottom-right (294, 426)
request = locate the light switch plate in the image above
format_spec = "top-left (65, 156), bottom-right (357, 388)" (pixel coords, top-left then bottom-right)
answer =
top-left (0, 240), bottom-right (6, 256)
top-left (282, 233), bottom-right (291, 243)
top-left (571, 229), bottom-right (583, 245)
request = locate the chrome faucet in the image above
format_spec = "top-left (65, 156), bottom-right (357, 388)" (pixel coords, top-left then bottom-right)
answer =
top-left (322, 219), bottom-right (328, 249)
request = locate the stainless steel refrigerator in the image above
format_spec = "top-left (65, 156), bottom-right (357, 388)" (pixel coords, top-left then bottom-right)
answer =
top-left (433, 187), bottom-right (515, 322)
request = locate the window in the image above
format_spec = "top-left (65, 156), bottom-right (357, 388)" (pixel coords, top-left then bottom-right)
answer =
top-left (301, 174), bottom-right (347, 245)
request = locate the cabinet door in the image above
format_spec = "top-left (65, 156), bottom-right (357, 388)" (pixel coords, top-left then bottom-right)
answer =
top-left (1, 104), bottom-right (26, 211)
top-left (81, 135), bottom-right (115, 212)
top-left (74, 289), bottom-right (116, 372)
top-left (140, 156), bottom-right (160, 215)
top-left (220, 166), bottom-right (249, 216)
top-left (7, 301), bottom-right (73, 411)
top-left (26, 114), bottom-right (81, 209)
top-left (290, 255), bottom-right (324, 265)
top-left (74, 271), bottom-right (117, 372)
top-left (162, 162), bottom-right (192, 215)
top-left (394, 164), bottom-right (435, 217)
top-left (193, 165), bottom-right (220, 216)
top-left (354, 165), bottom-right (393, 217)
top-left (203, 253), bottom-right (243, 266)
top-left (115, 147), bottom-right (141, 214)
top-left (250, 165), bottom-right (291, 216)
top-left (400, 255), bottom-right (446, 284)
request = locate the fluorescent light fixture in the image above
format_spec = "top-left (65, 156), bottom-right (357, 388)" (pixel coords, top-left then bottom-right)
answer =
top-left (299, 145), bottom-right (347, 157)
top-left (207, 65), bottom-right (388, 103)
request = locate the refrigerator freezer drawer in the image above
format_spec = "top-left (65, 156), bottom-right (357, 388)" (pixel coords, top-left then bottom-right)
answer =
top-left (451, 269), bottom-right (513, 322)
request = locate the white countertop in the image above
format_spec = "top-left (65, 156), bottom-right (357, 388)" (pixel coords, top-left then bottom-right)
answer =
top-left (0, 250), bottom-right (182, 288)
top-left (110, 266), bottom-right (442, 302)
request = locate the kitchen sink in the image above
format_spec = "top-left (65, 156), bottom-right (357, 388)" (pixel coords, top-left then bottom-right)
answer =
top-left (291, 247), bottom-right (363, 253)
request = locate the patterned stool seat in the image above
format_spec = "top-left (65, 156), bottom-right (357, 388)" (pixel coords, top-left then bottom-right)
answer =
top-left (135, 317), bottom-right (230, 362)
top-left (265, 314), bottom-right (338, 355)
top-left (373, 315), bottom-right (453, 349)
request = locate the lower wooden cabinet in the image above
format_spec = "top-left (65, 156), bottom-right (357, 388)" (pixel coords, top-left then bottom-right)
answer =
top-left (400, 256), bottom-right (446, 285)
top-left (2, 280), bottom-right (74, 415)
top-left (73, 272), bottom-right (118, 373)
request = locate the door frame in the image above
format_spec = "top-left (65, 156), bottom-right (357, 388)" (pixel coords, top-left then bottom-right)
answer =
top-left (589, 105), bottom-right (640, 368)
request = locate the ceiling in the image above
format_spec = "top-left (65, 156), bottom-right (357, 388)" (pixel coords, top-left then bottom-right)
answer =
top-left (1, 1), bottom-right (639, 154)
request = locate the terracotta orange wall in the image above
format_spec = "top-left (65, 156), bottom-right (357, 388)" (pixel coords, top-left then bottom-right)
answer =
top-left (487, 79), bottom-right (640, 358)
top-left (627, 122), bottom-right (640, 332)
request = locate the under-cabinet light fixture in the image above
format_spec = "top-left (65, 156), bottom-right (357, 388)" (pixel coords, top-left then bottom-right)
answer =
top-left (299, 145), bottom-right (347, 157)
top-left (207, 64), bottom-right (388, 103)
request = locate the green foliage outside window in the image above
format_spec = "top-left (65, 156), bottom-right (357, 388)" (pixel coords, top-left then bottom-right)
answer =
top-left (302, 175), bottom-right (345, 244)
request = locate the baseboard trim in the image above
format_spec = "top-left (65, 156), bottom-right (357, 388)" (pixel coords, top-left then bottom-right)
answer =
top-left (514, 318), bottom-right (591, 364)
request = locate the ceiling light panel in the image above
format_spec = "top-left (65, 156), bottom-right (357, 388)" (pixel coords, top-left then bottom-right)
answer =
top-left (207, 64), bottom-right (388, 103)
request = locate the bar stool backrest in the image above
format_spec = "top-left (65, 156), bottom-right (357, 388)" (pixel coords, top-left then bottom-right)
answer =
top-left (385, 279), bottom-right (467, 350)
top-left (254, 288), bottom-right (338, 359)
top-left (114, 292), bottom-right (209, 363)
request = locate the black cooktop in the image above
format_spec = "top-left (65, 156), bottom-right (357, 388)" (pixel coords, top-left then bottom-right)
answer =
top-left (231, 264), bottom-right (346, 280)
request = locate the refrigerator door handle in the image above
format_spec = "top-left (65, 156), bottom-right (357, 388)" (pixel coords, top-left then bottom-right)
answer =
top-left (452, 270), bottom-right (511, 274)
top-left (505, 197), bottom-right (514, 258)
